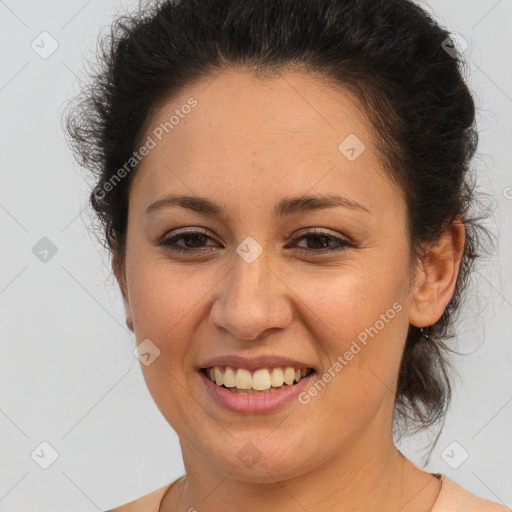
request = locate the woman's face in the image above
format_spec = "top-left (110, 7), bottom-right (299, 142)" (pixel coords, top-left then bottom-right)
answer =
top-left (118, 68), bottom-right (428, 481)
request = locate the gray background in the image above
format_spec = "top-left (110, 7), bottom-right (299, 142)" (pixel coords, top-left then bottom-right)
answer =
top-left (0, 0), bottom-right (511, 510)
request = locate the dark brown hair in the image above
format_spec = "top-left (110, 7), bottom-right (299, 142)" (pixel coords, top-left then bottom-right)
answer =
top-left (64, 0), bottom-right (494, 459)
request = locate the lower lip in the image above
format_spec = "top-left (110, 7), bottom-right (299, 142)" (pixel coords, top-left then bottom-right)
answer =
top-left (198, 369), bottom-right (316, 414)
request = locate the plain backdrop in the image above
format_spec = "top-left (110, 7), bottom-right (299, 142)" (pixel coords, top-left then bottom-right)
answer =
top-left (0, 0), bottom-right (511, 510)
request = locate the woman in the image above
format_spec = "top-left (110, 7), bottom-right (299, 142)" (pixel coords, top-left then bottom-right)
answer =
top-left (64, 0), bottom-right (509, 510)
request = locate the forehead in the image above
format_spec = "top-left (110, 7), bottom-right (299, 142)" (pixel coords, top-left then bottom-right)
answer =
top-left (130, 68), bottom-right (403, 221)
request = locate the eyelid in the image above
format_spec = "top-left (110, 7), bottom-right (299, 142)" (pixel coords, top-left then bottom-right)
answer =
top-left (291, 226), bottom-right (347, 239)
top-left (288, 228), bottom-right (355, 253)
top-left (156, 226), bottom-right (356, 255)
top-left (289, 226), bottom-right (356, 245)
top-left (161, 226), bottom-right (219, 240)
top-left (159, 226), bottom-right (350, 243)
top-left (155, 227), bottom-right (221, 254)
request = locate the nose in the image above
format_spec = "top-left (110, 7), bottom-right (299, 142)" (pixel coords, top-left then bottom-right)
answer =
top-left (209, 249), bottom-right (293, 342)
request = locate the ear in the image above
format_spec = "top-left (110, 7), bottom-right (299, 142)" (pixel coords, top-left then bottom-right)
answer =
top-left (408, 216), bottom-right (465, 328)
top-left (112, 255), bottom-right (134, 332)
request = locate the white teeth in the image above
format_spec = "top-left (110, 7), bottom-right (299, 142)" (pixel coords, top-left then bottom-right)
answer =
top-left (283, 367), bottom-right (295, 385)
top-left (235, 368), bottom-right (252, 389)
top-left (270, 367), bottom-right (284, 387)
top-left (204, 365), bottom-right (313, 392)
top-left (214, 367), bottom-right (223, 386)
top-left (252, 369), bottom-right (271, 390)
top-left (223, 366), bottom-right (236, 387)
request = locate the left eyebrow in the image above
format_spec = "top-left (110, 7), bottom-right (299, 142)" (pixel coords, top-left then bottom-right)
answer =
top-left (145, 193), bottom-right (371, 219)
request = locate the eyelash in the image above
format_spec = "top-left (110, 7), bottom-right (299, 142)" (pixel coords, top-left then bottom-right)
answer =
top-left (156, 228), bottom-right (355, 255)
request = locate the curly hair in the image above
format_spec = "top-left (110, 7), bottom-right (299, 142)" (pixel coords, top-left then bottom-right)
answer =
top-left (63, 0), bottom-right (495, 459)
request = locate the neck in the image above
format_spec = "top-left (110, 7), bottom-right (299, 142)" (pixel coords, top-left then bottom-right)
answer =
top-left (163, 431), bottom-right (409, 512)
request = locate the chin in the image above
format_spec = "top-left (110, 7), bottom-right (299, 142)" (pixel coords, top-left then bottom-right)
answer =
top-left (198, 433), bottom-right (319, 483)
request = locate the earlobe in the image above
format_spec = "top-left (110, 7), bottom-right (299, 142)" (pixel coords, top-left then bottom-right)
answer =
top-left (120, 285), bottom-right (134, 332)
top-left (120, 285), bottom-right (135, 332)
top-left (409, 217), bottom-right (465, 328)
top-left (112, 256), bottom-right (134, 332)
top-left (124, 303), bottom-right (134, 331)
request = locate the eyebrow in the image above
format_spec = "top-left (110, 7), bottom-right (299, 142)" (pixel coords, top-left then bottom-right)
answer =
top-left (145, 193), bottom-right (371, 218)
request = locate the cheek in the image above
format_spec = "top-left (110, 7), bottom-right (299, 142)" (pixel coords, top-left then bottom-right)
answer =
top-left (128, 258), bottom-right (215, 341)
top-left (290, 264), bottom-right (406, 351)
top-left (129, 265), bottom-right (180, 341)
top-left (129, 251), bottom-right (408, 376)
top-left (127, 260), bottom-right (216, 425)
top-left (291, 267), bottom-right (408, 418)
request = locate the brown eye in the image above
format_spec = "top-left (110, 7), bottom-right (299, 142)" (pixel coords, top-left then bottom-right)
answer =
top-left (156, 227), bottom-right (355, 256)
top-left (290, 229), bottom-right (355, 255)
top-left (158, 230), bottom-right (220, 253)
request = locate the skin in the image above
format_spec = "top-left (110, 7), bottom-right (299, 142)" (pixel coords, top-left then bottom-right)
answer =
top-left (113, 68), bottom-right (465, 511)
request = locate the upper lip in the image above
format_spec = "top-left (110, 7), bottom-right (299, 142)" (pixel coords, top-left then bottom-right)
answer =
top-left (198, 354), bottom-right (316, 372)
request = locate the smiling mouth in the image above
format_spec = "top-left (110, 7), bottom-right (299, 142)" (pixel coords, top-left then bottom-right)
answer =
top-left (201, 366), bottom-right (315, 394)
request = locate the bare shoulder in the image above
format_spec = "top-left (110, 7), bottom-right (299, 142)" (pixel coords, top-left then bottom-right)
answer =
top-left (433, 475), bottom-right (511, 512)
top-left (105, 482), bottom-right (172, 512)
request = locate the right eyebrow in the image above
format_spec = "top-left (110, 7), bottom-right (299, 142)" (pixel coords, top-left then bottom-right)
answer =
top-left (145, 193), bottom-right (371, 219)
